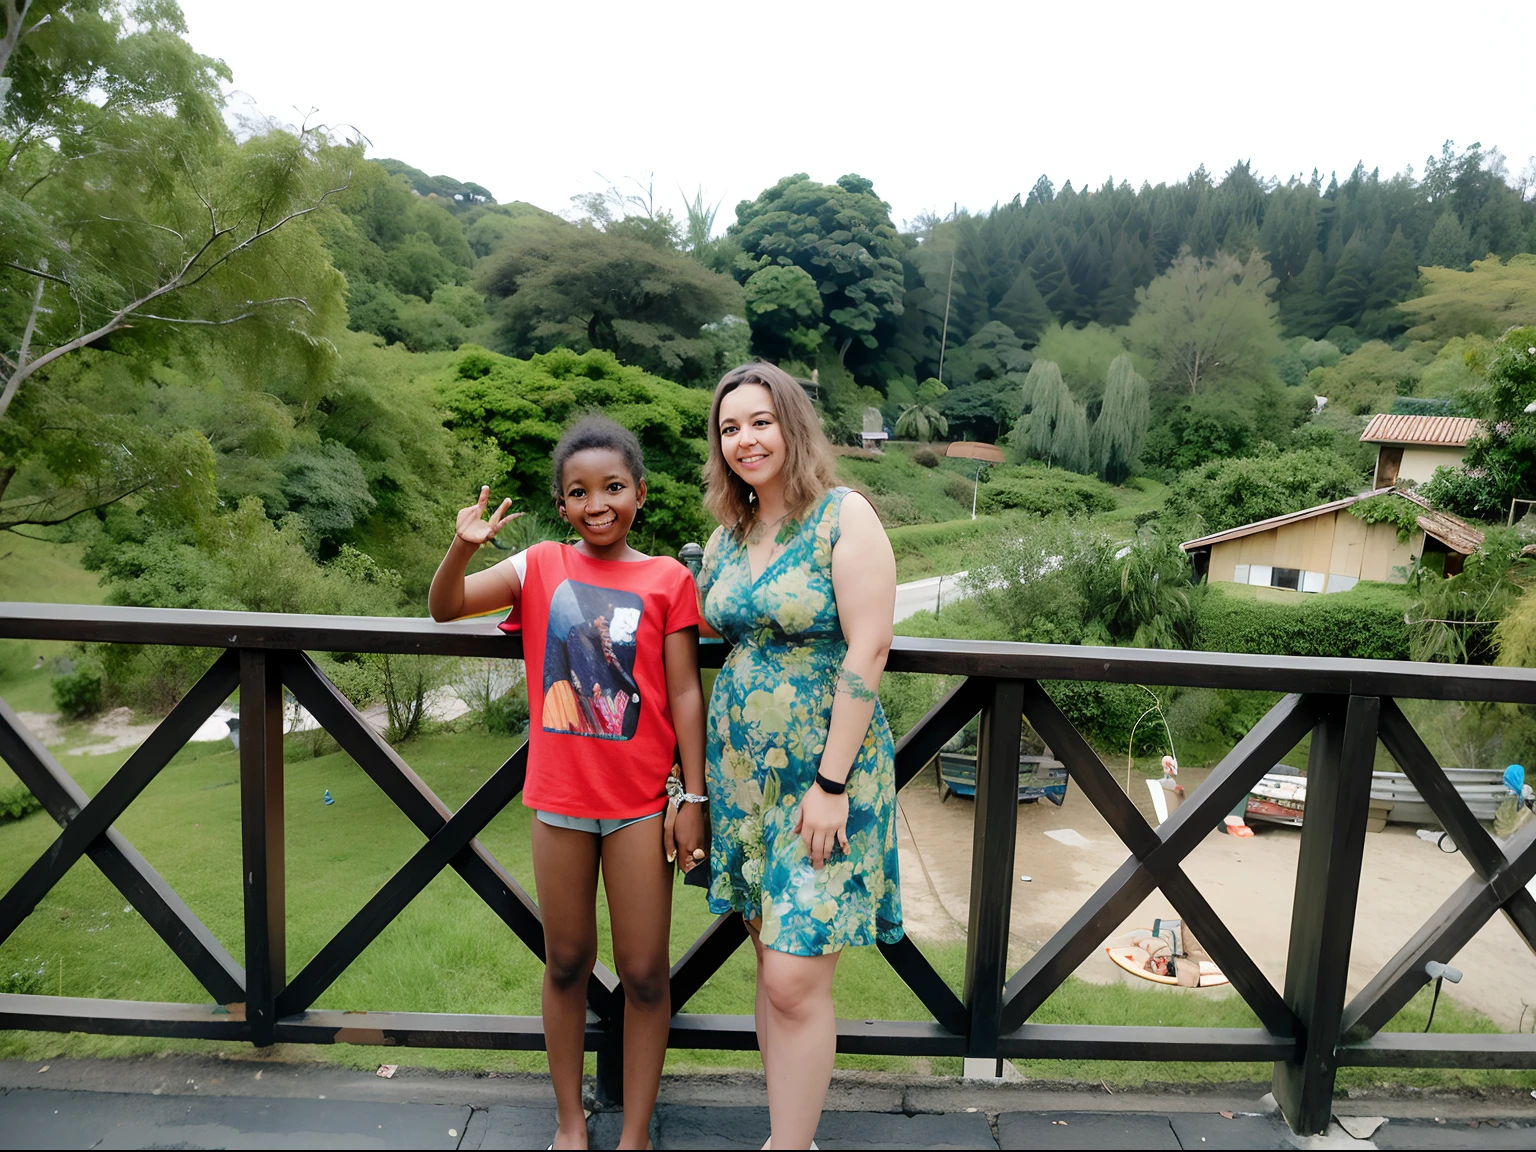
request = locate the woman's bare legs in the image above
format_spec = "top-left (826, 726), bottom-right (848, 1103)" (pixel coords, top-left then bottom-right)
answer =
top-left (745, 922), bottom-right (776, 1090)
top-left (749, 923), bottom-right (840, 1151)
top-left (532, 820), bottom-right (602, 1150)
top-left (601, 815), bottom-right (674, 1150)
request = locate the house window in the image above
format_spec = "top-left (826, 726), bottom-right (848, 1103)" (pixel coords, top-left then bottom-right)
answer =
top-left (1248, 565), bottom-right (1273, 587)
top-left (1232, 564), bottom-right (1250, 584)
top-left (1301, 571), bottom-right (1326, 594)
top-left (1271, 567), bottom-right (1301, 591)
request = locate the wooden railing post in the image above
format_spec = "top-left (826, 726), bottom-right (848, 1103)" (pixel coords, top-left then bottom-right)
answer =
top-left (239, 650), bottom-right (286, 1046)
top-left (962, 679), bottom-right (1023, 1073)
top-left (1273, 695), bottom-right (1379, 1134)
top-left (595, 1030), bottom-right (623, 1106)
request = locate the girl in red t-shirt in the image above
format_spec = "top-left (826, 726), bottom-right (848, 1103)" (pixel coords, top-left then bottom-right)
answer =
top-left (429, 415), bottom-right (707, 1151)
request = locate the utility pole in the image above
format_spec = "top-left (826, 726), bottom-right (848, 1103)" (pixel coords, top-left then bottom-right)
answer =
top-left (937, 250), bottom-right (955, 386)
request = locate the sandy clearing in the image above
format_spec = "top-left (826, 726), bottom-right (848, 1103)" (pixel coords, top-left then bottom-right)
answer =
top-left (896, 764), bottom-right (1536, 1031)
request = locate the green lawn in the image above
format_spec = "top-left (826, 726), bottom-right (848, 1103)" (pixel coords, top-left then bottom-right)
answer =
top-left (0, 724), bottom-right (1522, 1088)
top-left (887, 476), bottom-right (1169, 584)
top-left (0, 533), bottom-right (107, 714)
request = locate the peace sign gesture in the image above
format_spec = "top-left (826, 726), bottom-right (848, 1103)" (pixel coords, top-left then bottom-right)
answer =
top-left (455, 486), bottom-right (520, 546)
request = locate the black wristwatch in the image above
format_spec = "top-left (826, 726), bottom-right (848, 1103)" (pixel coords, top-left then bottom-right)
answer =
top-left (814, 771), bottom-right (847, 796)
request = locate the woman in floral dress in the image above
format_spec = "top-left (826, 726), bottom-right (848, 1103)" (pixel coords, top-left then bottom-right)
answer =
top-left (697, 362), bottom-right (902, 1149)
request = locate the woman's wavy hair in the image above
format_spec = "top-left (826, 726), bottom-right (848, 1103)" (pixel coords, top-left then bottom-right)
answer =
top-left (704, 362), bottom-right (839, 539)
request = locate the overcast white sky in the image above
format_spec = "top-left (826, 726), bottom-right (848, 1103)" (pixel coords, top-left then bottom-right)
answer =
top-left (177, 0), bottom-right (1536, 231)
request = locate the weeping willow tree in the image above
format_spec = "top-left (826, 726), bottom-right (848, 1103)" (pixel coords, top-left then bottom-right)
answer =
top-left (1092, 353), bottom-right (1151, 483)
top-left (1018, 359), bottom-right (1091, 472)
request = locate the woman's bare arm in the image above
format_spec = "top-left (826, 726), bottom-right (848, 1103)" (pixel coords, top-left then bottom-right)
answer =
top-left (820, 492), bottom-right (896, 783)
top-left (427, 486), bottom-right (524, 621)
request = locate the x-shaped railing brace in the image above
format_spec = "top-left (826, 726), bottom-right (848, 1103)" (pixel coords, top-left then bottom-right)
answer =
top-left (0, 651), bottom-right (246, 1003)
top-left (277, 653), bottom-right (622, 1023)
top-left (0, 649), bottom-right (625, 1026)
top-left (1000, 686), bottom-right (1318, 1038)
top-left (659, 675), bottom-right (990, 1034)
top-left (1341, 699), bottom-right (1536, 1042)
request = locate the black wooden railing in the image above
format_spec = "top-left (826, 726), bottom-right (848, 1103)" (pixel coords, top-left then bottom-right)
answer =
top-left (1, 600), bottom-right (1535, 1136)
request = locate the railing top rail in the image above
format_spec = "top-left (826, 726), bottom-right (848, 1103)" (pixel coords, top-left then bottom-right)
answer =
top-left (3, 601), bottom-right (1534, 702)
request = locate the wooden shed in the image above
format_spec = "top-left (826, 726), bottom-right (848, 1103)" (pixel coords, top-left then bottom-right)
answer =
top-left (1181, 488), bottom-right (1483, 593)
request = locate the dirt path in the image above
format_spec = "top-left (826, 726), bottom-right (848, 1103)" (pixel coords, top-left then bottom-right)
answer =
top-left (896, 765), bottom-right (1536, 1031)
top-left (16, 707), bottom-right (160, 757)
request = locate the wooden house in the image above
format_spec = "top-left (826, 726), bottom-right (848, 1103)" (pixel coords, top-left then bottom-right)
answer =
top-left (1360, 414), bottom-right (1480, 488)
top-left (1181, 488), bottom-right (1483, 592)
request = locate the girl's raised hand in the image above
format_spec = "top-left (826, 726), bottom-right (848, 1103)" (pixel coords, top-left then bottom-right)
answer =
top-left (455, 486), bottom-right (519, 546)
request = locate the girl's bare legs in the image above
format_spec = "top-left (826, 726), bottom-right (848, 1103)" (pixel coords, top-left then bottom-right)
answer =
top-left (601, 815), bottom-right (674, 1150)
top-left (532, 820), bottom-right (602, 1150)
top-left (753, 929), bottom-right (841, 1150)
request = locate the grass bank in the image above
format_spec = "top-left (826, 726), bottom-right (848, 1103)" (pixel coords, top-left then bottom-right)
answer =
top-left (0, 533), bottom-right (107, 714)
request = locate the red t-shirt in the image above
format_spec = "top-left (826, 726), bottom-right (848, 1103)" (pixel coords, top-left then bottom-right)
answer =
top-left (500, 542), bottom-right (701, 818)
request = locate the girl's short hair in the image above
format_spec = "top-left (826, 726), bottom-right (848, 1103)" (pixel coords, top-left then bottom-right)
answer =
top-left (551, 414), bottom-right (645, 501)
top-left (704, 362), bottom-right (839, 537)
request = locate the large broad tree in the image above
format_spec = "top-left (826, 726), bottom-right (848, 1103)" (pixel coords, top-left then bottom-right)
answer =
top-left (729, 173), bottom-right (904, 381)
top-left (476, 214), bottom-right (742, 385)
top-left (1125, 250), bottom-right (1283, 396)
top-left (1, 0), bottom-right (349, 532)
top-left (439, 346), bottom-right (713, 556)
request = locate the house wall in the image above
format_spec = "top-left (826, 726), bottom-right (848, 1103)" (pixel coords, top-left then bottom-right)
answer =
top-left (1207, 510), bottom-right (1422, 593)
top-left (1398, 445), bottom-right (1467, 485)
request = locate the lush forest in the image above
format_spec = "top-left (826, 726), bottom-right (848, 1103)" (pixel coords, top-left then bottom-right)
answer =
top-left (4, 0), bottom-right (1536, 749)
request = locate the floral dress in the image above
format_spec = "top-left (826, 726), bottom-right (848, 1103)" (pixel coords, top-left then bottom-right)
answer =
top-left (698, 487), bottom-right (903, 956)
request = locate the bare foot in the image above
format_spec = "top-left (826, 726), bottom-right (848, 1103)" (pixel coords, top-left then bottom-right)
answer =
top-left (552, 1119), bottom-right (589, 1149)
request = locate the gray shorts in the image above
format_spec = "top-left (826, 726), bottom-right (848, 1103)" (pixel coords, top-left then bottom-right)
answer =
top-left (534, 808), bottom-right (664, 837)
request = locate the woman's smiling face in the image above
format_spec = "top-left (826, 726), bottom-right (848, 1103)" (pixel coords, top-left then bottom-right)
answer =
top-left (557, 447), bottom-right (644, 548)
top-left (718, 383), bottom-right (787, 491)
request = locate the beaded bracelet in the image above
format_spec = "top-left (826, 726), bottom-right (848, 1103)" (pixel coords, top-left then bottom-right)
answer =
top-left (666, 775), bottom-right (709, 805)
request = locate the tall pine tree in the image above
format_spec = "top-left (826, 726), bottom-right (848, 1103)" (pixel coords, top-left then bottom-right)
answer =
top-left (1359, 226), bottom-right (1419, 338)
top-left (1323, 231), bottom-right (1372, 329)
top-left (1422, 209), bottom-right (1473, 269)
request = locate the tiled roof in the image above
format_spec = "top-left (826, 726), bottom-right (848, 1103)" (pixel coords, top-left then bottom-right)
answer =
top-left (1360, 414), bottom-right (1482, 447)
top-left (1181, 487), bottom-right (1485, 555)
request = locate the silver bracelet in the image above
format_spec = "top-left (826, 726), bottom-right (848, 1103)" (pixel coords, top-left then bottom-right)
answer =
top-left (666, 775), bottom-right (708, 805)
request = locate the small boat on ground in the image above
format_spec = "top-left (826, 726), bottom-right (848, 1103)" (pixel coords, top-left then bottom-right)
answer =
top-left (1371, 767), bottom-right (1508, 824)
top-left (1246, 764), bottom-right (1306, 827)
top-left (937, 752), bottom-right (1069, 805)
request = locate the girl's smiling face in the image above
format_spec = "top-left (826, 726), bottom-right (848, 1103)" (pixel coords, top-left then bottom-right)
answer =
top-left (557, 447), bottom-right (645, 551)
top-left (718, 383), bottom-right (786, 491)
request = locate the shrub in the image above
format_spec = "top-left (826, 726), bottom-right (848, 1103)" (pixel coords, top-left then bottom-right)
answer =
top-left (0, 784), bottom-right (42, 823)
top-left (1422, 463), bottom-right (1515, 523)
top-left (1391, 396), bottom-right (1454, 416)
top-left (1166, 448), bottom-right (1362, 534)
top-left (52, 668), bottom-right (102, 719)
top-left (912, 446), bottom-right (939, 468)
top-left (1044, 681), bottom-right (1172, 756)
top-left (1194, 583), bottom-right (1412, 661)
top-left (975, 469), bottom-right (1116, 517)
top-left (941, 473), bottom-right (976, 504)
top-left (0, 957), bottom-right (47, 995)
top-left (485, 692), bottom-right (530, 736)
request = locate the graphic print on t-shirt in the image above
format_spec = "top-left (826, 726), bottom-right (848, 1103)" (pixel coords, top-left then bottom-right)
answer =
top-left (542, 578), bottom-right (643, 740)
